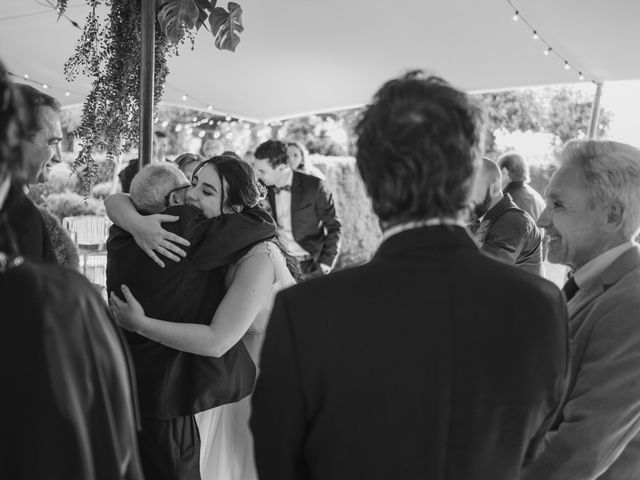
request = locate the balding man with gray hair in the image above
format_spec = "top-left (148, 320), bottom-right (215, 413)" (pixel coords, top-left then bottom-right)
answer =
top-left (468, 157), bottom-right (543, 275)
top-left (498, 152), bottom-right (545, 220)
top-left (130, 162), bottom-right (188, 214)
top-left (524, 140), bottom-right (640, 480)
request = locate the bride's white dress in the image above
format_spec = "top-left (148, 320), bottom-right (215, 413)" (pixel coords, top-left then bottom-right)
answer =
top-left (195, 241), bottom-right (296, 480)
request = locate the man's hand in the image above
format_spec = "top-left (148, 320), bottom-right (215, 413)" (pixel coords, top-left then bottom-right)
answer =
top-left (131, 214), bottom-right (190, 268)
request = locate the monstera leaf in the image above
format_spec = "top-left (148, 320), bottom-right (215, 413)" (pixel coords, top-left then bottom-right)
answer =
top-left (158, 0), bottom-right (206, 43)
top-left (209, 2), bottom-right (244, 52)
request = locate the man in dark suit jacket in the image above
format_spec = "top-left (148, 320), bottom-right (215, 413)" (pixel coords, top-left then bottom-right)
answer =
top-left (252, 140), bottom-right (341, 278)
top-left (106, 163), bottom-right (276, 480)
top-left (251, 72), bottom-right (569, 480)
top-left (469, 157), bottom-right (543, 276)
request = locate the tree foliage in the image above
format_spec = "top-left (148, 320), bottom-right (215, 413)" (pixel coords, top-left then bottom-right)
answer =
top-left (475, 86), bottom-right (611, 157)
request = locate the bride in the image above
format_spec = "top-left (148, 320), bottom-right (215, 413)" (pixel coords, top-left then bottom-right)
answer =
top-left (109, 156), bottom-right (299, 480)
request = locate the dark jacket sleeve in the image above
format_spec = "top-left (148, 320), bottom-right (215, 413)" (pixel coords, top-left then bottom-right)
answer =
top-left (251, 292), bottom-right (308, 480)
top-left (188, 207), bottom-right (277, 270)
top-left (315, 180), bottom-right (342, 267)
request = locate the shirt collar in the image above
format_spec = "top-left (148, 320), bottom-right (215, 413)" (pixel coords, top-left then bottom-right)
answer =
top-left (573, 241), bottom-right (636, 288)
top-left (382, 218), bottom-right (466, 243)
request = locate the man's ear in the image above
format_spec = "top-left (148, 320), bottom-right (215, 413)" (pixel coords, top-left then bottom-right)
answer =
top-left (606, 201), bottom-right (624, 229)
top-left (490, 179), bottom-right (502, 198)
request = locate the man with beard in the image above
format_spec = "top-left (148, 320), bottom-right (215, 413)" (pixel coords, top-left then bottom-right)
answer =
top-left (469, 157), bottom-right (543, 276)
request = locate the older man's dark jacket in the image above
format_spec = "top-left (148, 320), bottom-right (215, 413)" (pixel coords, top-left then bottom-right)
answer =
top-left (267, 171), bottom-right (341, 267)
top-left (106, 205), bottom-right (276, 419)
top-left (477, 194), bottom-right (543, 276)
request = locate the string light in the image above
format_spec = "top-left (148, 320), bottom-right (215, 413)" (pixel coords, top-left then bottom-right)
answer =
top-left (181, 94), bottom-right (188, 101)
top-left (507, 0), bottom-right (593, 82)
top-left (42, 84), bottom-right (49, 89)
top-left (225, 115), bottom-right (232, 121)
top-left (207, 105), bottom-right (213, 110)
top-left (65, 91), bottom-right (70, 96)
top-left (198, 130), bottom-right (206, 138)
top-left (23, 74), bottom-right (29, 79)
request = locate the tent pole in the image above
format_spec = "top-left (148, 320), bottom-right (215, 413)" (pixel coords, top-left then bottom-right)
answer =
top-left (139, 0), bottom-right (156, 168)
top-left (587, 82), bottom-right (604, 139)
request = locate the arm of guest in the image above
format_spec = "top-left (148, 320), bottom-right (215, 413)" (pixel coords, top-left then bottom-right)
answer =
top-left (104, 193), bottom-right (190, 267)
top-left (110, 252), bottom-right (275, 357)
top-left (522, 302), bottom-right (640, 480)
top-left (315, 179), bottom-right (342, 270)
top-left (250, 292), bottom-right (308, 480)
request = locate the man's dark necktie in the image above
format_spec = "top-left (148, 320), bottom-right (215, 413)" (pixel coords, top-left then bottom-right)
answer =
top-left (562, 276), bottom-right (579, 301)
top-left (272, 185), bottom-right (291, 194)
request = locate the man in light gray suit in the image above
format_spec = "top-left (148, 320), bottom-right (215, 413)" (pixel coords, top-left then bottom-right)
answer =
top-left (524, 140), bottom-right (640, 480)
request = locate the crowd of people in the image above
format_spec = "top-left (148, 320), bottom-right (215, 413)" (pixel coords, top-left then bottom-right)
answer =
top-left (2, 57), bottom-right (640, 480)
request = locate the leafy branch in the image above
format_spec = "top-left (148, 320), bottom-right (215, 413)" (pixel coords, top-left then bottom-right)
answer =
top-left (56, 0), bottom-right (245, 191)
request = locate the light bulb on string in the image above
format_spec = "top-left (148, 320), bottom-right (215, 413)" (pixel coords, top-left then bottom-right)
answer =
top-left (579, 72), bottom-right (585, 81)
top-left (207, 105), bottom-right (213, 111)
top-left (208, 120), bottom-right (214, 125)
top-left (225, 115), bottom-right (232, 121)
top-left (175, 124), bottom-right (183, 132)
top-left (181, 95), bottom-right (188, 101)
top-left (532, 31), bottom-right (539, 40)
top-left (213, 131), bottom-right (221, 139)
top-left (198, 130), bottom-right (206, 138)
top-left (162, 120), bottom-right (169, 128)
top-left (564, 61), bottom-right (571, 70)
top-left (65, 91), bottom-right (70, 97)
top-left (192, 116), bottom-right (198, 122)
top-left (23, 74), bottom-right (29, 79)
top-left (42, 84), bottom-right (49, 89)
top-left (186, 128), bottom-right (193, 135)
top-left (512, 10), bottom-right (519, 21)
top-left (544, 47), bottom-right (552, 56)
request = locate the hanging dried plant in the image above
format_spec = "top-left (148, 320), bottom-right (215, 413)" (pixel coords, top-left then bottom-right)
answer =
top-left (56, 0), bottom-right (245, 191)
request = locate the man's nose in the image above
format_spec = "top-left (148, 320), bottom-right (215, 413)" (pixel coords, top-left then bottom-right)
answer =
top-left (537, 207), bottom-right (551, 229)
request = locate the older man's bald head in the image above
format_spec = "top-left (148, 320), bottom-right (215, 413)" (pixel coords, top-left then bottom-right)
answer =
top-left (469, 158), bottom-right (504, 219)
top-left (477, 157), bottom-right (502, 189)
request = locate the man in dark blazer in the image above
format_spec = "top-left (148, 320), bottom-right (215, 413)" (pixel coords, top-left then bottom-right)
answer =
top-left (253, 140), bottom-right (341, 278)
top-left (106, 163), bottom-right (276, 480)
top-left (251, 72), bottom-right (569, 480)
top-left (523, 140), bottom-right (640, 480)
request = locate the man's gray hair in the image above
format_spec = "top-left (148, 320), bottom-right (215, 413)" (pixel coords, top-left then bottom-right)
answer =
top-left (562, 140), bottom-right (640, 239)
top-left (130, 163), bottom-right (187, 214)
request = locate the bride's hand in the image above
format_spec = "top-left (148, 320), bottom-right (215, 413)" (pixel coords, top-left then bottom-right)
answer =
top-left (131, 214), bottom-right (190, 268)
top-left (110, 285), bottom-right (146, 333)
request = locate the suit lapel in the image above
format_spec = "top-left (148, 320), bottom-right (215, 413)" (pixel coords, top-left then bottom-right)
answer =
top-left (267, 187), bottom-right (277, 224)
top-left (568, 246), bottom-right (640, 334)
top-left (290, 172), bottom-right (303, 235)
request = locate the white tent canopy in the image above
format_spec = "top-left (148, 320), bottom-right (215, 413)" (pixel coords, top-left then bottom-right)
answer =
top-left (1, 0), bottom-right (639, 122)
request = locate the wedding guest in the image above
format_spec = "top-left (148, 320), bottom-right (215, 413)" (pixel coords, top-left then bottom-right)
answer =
top-left (119, 130), bottom-right (169, 193)
top-left (251, 71), bottom-right (569, 480)
top-left (4, 83), bottom-right (62, 263)
top-left (174, 152), bottom-right (202, 181)
top-left (286, 141), bottom-right (326, 179)
top-left (105, 159), bottom-right (277, 480)
top-left (201, 138), bottom-right (224, 158)
top-left (0, 60), bottom-right (143, 480)
top-left (222, 150), bottom-right (242, 161)
top-left (498, 151), bottom-right (545, 220)
top-left (468, 157), bottom-right (543, 275)
top-left (523, 140), bottom-right (640, 480)
top-left (253, 139), bottom-right (341, 278)
top-left (110, 157), bottom-right (299, 480)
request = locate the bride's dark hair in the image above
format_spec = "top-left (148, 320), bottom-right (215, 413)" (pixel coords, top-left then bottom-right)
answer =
top-left (193, 156), bottom-right (303, 281)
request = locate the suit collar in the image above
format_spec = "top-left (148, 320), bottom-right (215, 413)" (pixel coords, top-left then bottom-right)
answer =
top-left (374, 225), bottom-right (477, 260)
top-left (568, 245), bottom-right (640, 318)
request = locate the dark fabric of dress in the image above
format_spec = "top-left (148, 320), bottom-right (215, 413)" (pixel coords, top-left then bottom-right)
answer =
top-left (0, 260), bottom-right (143, 480)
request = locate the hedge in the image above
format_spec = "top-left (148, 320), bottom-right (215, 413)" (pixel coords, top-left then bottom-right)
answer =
top-left (309, 155), bottom-right (382, 269)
